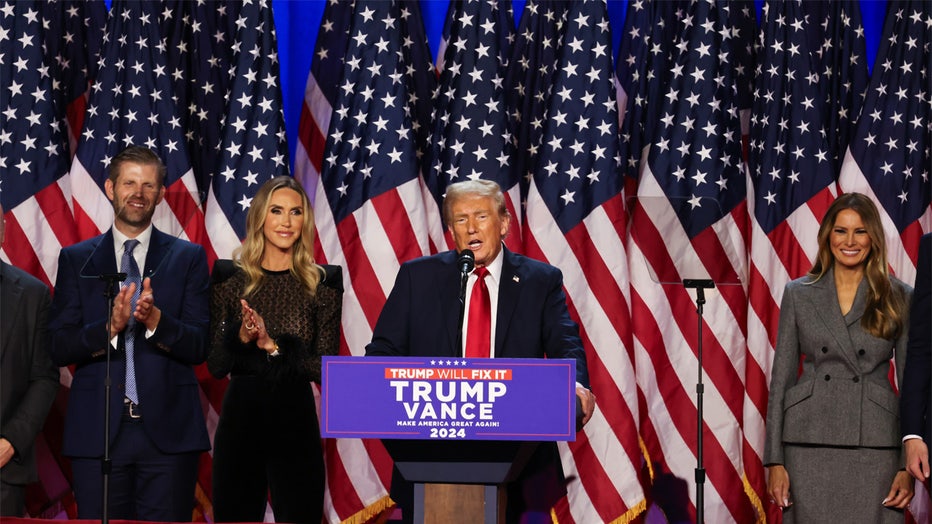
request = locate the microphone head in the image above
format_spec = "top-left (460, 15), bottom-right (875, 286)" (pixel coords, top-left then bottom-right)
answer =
top-left (457, 249), bottom-right (475, 273)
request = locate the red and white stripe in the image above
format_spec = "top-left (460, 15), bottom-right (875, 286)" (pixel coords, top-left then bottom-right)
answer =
top-left (628, 171), bottom-right (756, 523)
top-left (524, 185), bottom-right (646, 522)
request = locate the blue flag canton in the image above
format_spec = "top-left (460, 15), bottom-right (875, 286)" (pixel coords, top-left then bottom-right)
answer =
top-left (749, 1), bottom-right (837, 233)
top-left (160, 0), bottom-right (235, 199)
top-left (506, 1), bottom-right (570, 202)
top-left (848, 3), bottom-right (931, 232)
top-left (77, 0), bottom-right (190, 189)
top-left (310, 0), bottom-right (354, 109)
top-left (0, 0), bottom-right (71, 211)
top-left (646, 1), bottom-right (747, 238)
top-left (210, 0), bottom-right (290, 235)
top-left (320, 1), bottom-right (423, 223)
top-left (40, 0), bottom-right (107, 122)
top-left (535, 0), bottom-right (622, 234)
top-left (426, 0), bottom-right (515, 205)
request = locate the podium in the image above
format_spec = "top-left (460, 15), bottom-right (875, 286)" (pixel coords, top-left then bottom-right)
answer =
top-left (383, 439), bottom-right (538, 523)
top-left (320, 356), bottom-right (578, 524)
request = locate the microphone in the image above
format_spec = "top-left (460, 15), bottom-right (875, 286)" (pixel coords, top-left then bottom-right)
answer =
top-left (457, 249), bottom-right (475, 275)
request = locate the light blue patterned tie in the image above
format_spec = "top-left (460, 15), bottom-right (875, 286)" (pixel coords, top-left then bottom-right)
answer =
top-left (121, 239), bottom-right (141, 405)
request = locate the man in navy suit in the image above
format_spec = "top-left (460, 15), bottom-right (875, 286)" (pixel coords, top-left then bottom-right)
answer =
top-left (367, 179), bottom-right (595, 522)
top-left (903, 233), bottom-right (932, 484)
top-left (0, 205), bottom-right (60, 517)
top-left (49, 146), bottom-right (210, 520)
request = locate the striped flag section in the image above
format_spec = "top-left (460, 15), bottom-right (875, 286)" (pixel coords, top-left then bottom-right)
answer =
top-left (624, 1), bottom-right (756, 521)
top-left (838, 1), bottom-right (932, 282)
top-left (520, 1), bottom-right (645, 521)
top-left (300, 2), bottom-right (437, 521)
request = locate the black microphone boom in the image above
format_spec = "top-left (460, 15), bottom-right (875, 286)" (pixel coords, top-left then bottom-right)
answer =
top-left (458, 249), bottom-right (475, 274)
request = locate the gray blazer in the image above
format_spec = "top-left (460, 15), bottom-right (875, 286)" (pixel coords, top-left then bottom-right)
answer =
top-left (764, 268), bottom-right (911, 465)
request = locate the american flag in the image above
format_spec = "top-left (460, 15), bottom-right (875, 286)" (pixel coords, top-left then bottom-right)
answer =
top-left (293, 0), bottom-right (352, 201)
top-left (839, 1), bottom-right (932, 283)
top-left (746, 1), bottom-right (868, 520)
top-left (426, 0), bottom-right (518, 251)
top-left (199, 0), bottom-right (290, 262)
top-left (0, 0), bottom-right (76, 288)
top-left (623, 1), bottom-right (756, 521)
top-left (505, 1), bottom-right (569, 212)
top-left (519, 0), bottom-right (645, 521)
top-left (68, 0), bottom-right (201, 241)
top-left (303, 2), bottom-right (439, 521)
top-left (39, 0), bottom-right (106, 160)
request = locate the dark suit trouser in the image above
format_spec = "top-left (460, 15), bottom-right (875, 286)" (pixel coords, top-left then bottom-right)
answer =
top-left (71, 414), bottom-right (200, 521)
top-left (0, 482), bottom-right (25, 517)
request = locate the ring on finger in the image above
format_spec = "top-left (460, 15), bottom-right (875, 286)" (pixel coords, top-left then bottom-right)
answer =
top-left (244, 322), bottom-right (256, 330)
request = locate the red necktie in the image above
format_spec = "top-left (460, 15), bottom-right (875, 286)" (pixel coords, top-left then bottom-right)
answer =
top-left (465, 267), bottom-right (491, 358)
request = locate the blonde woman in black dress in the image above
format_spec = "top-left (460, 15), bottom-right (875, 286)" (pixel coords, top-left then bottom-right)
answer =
top-left (208, 176), bottom-right (341, 522)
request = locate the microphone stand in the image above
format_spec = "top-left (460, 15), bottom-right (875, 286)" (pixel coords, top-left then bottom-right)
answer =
top-left (684, 278), bottom-right (714, 524)
top-left (98, 272), bottom-right (126, 524)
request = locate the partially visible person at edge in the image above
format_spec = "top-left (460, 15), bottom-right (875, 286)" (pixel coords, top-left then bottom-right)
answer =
top-left (207, 176), bottom-right (342, 523)
top-left (48, 145), bottom-right (210, 520)
top-left (901, 232), bottom-right (932, 486)
top-left (366, 179), bottom-right (596, 523)
top-left (0, 203), bottom-right (60, 517)
top-left (765, 192), bottom-right (913, 522)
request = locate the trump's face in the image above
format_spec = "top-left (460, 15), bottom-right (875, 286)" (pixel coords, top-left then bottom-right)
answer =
top-left (449, 194), bottom-right (510, 268)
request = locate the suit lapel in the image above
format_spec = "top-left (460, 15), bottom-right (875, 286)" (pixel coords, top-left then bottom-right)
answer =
top-left (441, 252), bottom-right (465, 357)
top-left (808, 272), bottom-right (860, 371)
top-left (86, 230), bottom-right (118, 280)
top-left (495, 249), bottom-right (521, 357)
top-left (0, 263), bottom-right (23, 359)
top-left (144, 227), bottom-right (169, 279)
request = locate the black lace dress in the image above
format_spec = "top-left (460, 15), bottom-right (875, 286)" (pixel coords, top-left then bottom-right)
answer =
top-left (207, 261), bottom-right (342, 523)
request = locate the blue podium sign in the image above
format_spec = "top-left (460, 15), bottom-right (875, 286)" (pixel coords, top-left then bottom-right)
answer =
top-left (321, 356), bottom-right (577, 441)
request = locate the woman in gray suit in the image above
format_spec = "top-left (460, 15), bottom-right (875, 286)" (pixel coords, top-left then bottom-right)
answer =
top-left (765, 193), bottom-right (914, 522)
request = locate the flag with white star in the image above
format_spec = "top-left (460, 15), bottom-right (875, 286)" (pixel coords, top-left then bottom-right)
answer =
top-left (745, 1), bottom-right (869, 518)
top-left (623, 1), bottom-right (758, 521)
top-left (0, 0), bottom-right (77, 286)
top-left (39, 0), bottom-right (107, 159)
top-left (839, 0), bottom-right (932, 283)
top-left (198, 0), bottom-right (290, 261)
top-left (519, 0), bottom-right (645, 520)
top-left (68, 0), bottom-right (205, 245)
top-left (426, 0), bottom-right (518, 251)
top-left (309, 2), bottom-right (436, 519)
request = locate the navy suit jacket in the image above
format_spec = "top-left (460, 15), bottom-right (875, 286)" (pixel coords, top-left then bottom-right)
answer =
top-left (366, 248), bottom-right (590, 512)
top-left (49, 228), bottom-right (210, 457)
top-left (366, 248), bottom-right (589, 387)
top-left (902, 233), bottom-right (932, 443)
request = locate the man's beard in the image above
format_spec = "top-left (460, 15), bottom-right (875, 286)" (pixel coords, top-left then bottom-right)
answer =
top-left (114, 199), bottom-right (156, 228)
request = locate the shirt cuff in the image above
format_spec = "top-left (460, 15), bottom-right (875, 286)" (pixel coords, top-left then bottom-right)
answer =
top-left (903, 434), bottom-right (923, 442)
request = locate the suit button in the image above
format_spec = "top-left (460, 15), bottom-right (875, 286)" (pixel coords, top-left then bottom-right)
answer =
top-left (853, 377), bottom-right (860, 383)
top-left (824, 374), bottom-right (831, 381)
top-left (821, 347), bottom-right (828, 354)
top-left (858, 349), bottom-right (866, 356)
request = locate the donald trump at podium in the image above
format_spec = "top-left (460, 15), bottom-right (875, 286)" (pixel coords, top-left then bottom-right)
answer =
top-left (367, 179), bottom-right (595, 523)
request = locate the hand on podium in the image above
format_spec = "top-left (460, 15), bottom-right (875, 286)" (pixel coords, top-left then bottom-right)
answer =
top-left (576, 386), bottom-right (595, 430)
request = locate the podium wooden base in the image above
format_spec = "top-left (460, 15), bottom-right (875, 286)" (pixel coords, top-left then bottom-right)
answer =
top-left (415, 483), bottom-right (506, 524)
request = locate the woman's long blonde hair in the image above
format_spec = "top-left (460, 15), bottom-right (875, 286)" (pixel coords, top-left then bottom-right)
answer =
top-left (808, 192), bottom-right (905, 340)
top-left (233, 176), bottom-right (322, 297)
